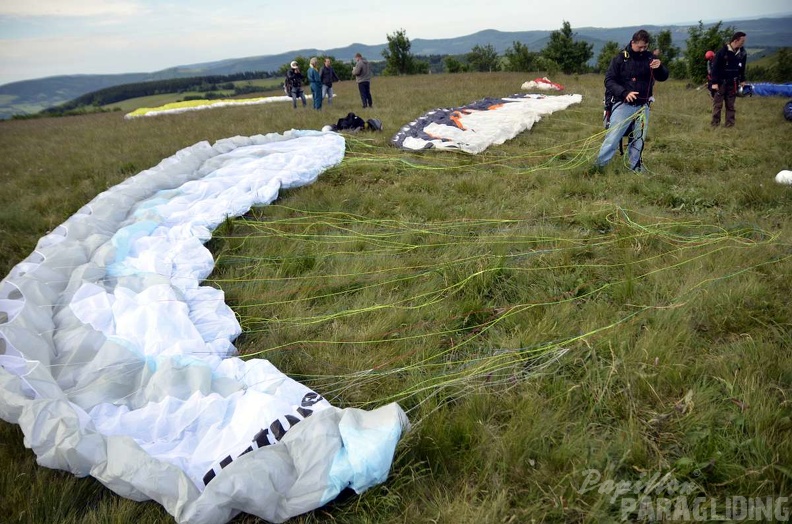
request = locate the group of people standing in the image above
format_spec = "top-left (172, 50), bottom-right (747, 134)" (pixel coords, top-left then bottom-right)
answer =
top-left (285, 58), bottom-right (338, 110)
top-left (594, 28), bottom-right (747, 173)
top-left (285, 53), bottom-right (373, 110)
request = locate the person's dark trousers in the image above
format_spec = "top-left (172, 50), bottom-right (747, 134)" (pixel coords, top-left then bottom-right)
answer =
top-left (358, 81), bottom-right (372, 108)
top-left (712, 87), bottom-right (737, 127)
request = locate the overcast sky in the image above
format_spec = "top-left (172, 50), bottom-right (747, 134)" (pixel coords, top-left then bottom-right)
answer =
top-left (0, 0), bottom-right (788, 85)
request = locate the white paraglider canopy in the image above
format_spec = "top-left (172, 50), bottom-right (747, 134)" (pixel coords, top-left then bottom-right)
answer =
top-left (391, 93), bottom-right (583, 154)
top-left (0, 129), bottom-right (408, 524)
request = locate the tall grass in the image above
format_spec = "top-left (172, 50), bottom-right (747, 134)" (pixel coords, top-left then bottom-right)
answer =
top-left (1, 72), bottom-right (791, 523)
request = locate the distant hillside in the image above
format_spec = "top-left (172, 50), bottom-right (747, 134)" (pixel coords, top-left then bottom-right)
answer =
top-left (0, 44), bottom-right (383, 120)
top-left (1, 16), bottom-right (789, 120)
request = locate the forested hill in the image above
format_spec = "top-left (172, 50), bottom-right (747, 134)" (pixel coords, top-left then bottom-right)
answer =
top-left (1, 15), bottom-right (789, 120)
top-left (39, 72), bottom-right (280, 117)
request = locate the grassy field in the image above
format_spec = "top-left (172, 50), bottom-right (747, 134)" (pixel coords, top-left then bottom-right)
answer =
top-left (1, 72), bottom-right (791, 523)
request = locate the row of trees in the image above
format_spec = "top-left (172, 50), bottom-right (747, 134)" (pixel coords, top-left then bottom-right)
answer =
top-left (276, 21), bottom-right (789, 85)
top-left (379, 22), bottom-right (791, 84)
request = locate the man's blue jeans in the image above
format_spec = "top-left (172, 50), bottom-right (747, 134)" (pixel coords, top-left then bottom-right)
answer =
top-left (322, 85), bottom-right (334, 105)
top-left (290, 88), bottom-right (306, 109)
top-left (596, 103), bottom-right (650, 171)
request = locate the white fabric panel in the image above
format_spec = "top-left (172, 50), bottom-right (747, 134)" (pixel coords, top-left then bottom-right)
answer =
top-left (400, 94), bottom-right (582, 154)
top-left (124, 95), bottom-right (308, 119)
top-left (0, 130), bottom-right (408, 523)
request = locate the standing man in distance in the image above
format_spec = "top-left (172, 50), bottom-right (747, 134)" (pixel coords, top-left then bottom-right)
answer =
top-left (352, 53), bottom-right (373, 109)
top-left (711, 32), bottom-right (747, 128)
top-left (319, 58), bottom-right (340, 106)
top-left (594, 29), bottom-right (669, 172)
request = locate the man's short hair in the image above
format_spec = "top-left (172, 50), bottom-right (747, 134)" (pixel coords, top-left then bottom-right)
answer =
top-left (731, 31), bottom-right (747, 42)
top-left (354, 53), bottom-right (362, 59)
top-left (632, 29), bottom-right (650, 44)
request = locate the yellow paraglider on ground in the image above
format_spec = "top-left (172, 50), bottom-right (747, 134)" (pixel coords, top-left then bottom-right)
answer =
top-left (125, 93), bottom-right (307, 118)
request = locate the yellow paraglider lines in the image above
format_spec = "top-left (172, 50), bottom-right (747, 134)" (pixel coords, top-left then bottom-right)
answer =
top-left (353, 105), bottom-right (673, 178)
top-left (205, 203), bottom-right (788, 417)
top-left (339, 108), bottom-right (653, 175)
top-left (342, 127), bottom-right (608, 174)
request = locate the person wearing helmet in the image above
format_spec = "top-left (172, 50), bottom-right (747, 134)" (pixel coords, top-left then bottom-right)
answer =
top-left (286, 60), bottom-right (307, 109)
top-left (711, 32), bottom-right (747, 127)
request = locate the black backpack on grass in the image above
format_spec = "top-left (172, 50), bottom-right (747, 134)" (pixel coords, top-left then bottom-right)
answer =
top-left (336, 112), bottom-right (366, 130)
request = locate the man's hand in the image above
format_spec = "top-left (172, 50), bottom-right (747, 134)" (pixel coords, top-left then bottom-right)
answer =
top-left (649, 59), bottom-right (662, 69)
top-left (625, 91), bottom-right (639, 103)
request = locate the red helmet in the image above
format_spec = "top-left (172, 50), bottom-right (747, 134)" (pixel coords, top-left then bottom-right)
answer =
top-left (705, 50), bottom-right (715, 60)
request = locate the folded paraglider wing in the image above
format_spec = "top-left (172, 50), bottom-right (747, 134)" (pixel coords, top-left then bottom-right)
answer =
top-left (391, 93), bottom-right (582, 154)
top-left (125, 94), bottom-right (301, 118)
top-left (749, 83), bottom-right (792, 97)
top-left (521, 77), bottom-right (565, 91)
top-left (0, 130), bottom-right (408, 524)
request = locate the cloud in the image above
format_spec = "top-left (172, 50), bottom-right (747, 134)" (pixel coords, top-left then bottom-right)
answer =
top-left (0, 0), bottom-right (142, 18)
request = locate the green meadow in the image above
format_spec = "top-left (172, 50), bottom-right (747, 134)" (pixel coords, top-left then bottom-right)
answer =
top-left (1, 72), bottom-right (791, 523)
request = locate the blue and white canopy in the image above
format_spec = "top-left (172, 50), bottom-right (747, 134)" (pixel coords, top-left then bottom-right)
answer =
top-left (0, 130), bottom-right (407, 524)
top-left (749, 83), bottom-right (792, 97)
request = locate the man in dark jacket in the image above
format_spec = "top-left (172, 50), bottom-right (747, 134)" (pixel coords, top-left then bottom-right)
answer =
top-left (594, 29), bottom-right (669, 172)
top-left (711, 32), bottom-right (747, 127)
top-left (319, 58), bottom-right (340, 106)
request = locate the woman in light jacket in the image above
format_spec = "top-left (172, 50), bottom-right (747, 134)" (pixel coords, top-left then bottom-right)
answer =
top-left (307, 57), bottom-right (323, 110)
